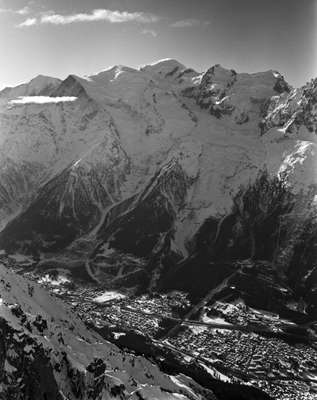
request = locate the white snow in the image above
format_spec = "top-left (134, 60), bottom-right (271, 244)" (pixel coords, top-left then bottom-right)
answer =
top-left (38, 274), bottom-right (70, 286)
top-left (0, 59), bottom-right (316, 256)
top-left (0, 75), bottom-right (61, 100)
top-left (113, 332), bottom-right (126, 339)
top-left (93, 291), bottom-right (126, 303)
top-left (188, 325), bottom-right (208, 334)
top-left (202, 315), bottom-right (231, 325)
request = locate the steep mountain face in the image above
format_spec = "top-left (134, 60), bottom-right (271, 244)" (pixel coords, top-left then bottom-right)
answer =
top-left (0, 131), bottom-right (131, 253)
top-left (0, 59), bottom-right (316, 303)
top-left (183, 65), bottom-right (291, 123)
top-left (261, 77), bottom-right (317, 135)
top-left (0, 263), bottom-right (221, 399)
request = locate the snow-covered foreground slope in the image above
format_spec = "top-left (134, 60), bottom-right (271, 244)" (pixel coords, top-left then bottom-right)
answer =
top-left (0, 263), bottom-right (219, 399)
top-left (0, 59), bottom-right (316, 291)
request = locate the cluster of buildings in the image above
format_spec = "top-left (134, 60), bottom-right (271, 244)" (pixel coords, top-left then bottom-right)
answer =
top-left (7, 260), bottom-right (316, 400)
top-left (168, 327), bottom-right (317, 399)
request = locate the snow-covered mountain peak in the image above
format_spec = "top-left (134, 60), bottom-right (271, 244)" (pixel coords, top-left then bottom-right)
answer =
top-left (262, 77), bottom-right (317, 137)
top-left (0, 58), bottom-right (316, 265)
top-left (199, 64), bottom-right (290, 93)
top-left (28, 74), bottom-right (61, 88)
top-left (141, 58), bottom-right (186, 73)
top-left (140, 58), bottom-right (199, 83)
top-left (51, 74), bottom-right (90, 99)
top-left (0, 58), bottom-right (316, 400)
top-left (0, 75), bottom-right (62, 100)
top-left (183, 64), bottom-right (292, 130)
top-left (89, 65), bottom-right (140, 82)
top-left (202, 64), bottom-right (237, 85)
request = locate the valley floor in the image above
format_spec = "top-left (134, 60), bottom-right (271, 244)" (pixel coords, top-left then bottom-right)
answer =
top-left (8, 256), bottom-right (316, 400)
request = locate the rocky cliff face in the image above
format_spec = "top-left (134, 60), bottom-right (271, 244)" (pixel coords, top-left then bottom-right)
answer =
top-left (261, 77), bottom-right (317, 135)
top-left (0, 59), bottom-right (316, 301)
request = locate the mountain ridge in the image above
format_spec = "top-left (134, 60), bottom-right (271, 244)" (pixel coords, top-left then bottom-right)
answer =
top-left (0, 58), bottom-right (317, 400)
top-left (0, 58), bottom-right (316, 294)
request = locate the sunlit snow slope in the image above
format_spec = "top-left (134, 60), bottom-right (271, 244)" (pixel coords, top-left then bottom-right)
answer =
top-left (0, 59), bottom-right (316, 282)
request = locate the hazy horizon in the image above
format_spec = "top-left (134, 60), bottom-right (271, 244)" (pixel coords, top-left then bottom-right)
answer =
top-left (0, 0), bottom-right (316, 89)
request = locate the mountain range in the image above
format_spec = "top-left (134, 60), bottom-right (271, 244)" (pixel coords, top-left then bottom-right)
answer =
top-left (0, 58), bottom-right (316, 399)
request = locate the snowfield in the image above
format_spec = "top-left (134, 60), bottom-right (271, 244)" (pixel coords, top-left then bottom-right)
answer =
top-left (0, 59), bottom-right (316, 257)
top-left (93, 290), bottom-right (126, 303)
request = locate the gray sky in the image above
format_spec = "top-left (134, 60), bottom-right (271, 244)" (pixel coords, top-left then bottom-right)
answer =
top-left (0, 0), bottom-right (316, 89)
